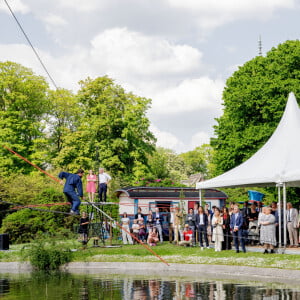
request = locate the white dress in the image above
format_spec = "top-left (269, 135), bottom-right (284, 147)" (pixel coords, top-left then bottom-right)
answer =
top-left (212, 216), bottom-right (224, 243)
top-left (259, 213), bottom-right (276, 246)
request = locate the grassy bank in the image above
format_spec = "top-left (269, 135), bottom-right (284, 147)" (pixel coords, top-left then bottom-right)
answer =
top-left (1, 240), bottom-right (300, 270)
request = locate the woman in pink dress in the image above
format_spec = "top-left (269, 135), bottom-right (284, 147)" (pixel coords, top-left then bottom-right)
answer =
top-left (86, 170), bottom-right (97, 202)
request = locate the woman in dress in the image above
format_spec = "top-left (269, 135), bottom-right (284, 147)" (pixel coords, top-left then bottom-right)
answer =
top-left (222, 206), bottom-right (231, 250)
top-left (212, 207), bottom-right (224, 251)
top-left (86, 170), bottom-right (97, 202)
top-left (258, 206), bottom-right (276, 253)
top-left (120, 212), bottom-right (133, 244)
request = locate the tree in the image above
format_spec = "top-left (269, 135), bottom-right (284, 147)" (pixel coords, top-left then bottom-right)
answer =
top-left (212, 40), bottom-right (300, 175)
top-left (46, 89), bottom-right (80, 159)
top-left (146, 147), bottom-right (190, 182)
top-left (179, 144), bottom-right (214, 177)
top-left (0, 61), bottom-right (49, 174)
top-left (54, 76), bottom-right (156, 179)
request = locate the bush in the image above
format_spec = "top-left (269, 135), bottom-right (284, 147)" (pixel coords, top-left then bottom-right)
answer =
top-left (27, 242), bottom-right (73, 270)
top-left (0, 207), bottom-right (77, 243)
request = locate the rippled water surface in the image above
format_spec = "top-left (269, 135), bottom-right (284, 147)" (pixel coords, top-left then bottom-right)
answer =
top-left (1, 272), bottom-right (300, 299)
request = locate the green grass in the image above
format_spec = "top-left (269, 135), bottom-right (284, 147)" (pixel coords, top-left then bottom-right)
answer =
top-left (1, 240), bottom-right (300, 270)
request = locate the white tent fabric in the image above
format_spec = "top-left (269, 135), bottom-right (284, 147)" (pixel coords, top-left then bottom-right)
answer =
top-left (196, 92), bottom-right (300, 189)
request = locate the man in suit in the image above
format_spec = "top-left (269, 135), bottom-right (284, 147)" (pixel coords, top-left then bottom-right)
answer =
top-left (59, 169), bottom-right (84, 215)
top-left (196, 206), bottom-right (209, 249)
top-left (230, 205), bottom-right (246, 253)
top-left (286, 202), bottom-right (299, 247)
top-left (154, 207), bottom-right (164, 243)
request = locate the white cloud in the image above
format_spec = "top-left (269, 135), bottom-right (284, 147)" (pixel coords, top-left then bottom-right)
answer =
top-left (190, 131), bottom-right (211, 149)
top-left (167, 0), bottom-right (296, 30)
top-left (150, 77), bottom-right (224, 115)
top-left (150, 125), bottom-right (212, 153)
top-left (167, 0), bottom-right (295, 11)
top-left (90, 27), bottom-right (202, 78)
top-left (44, 14), bottom-right (67, 27)
top-left (0, 0), bottom-right (29, 14)
top-left (0, 44), bottom-right (46, 74)
top-left (150, 125), bottom-right (185, 152)
top-left (54, 0), bottom-right (105, 12)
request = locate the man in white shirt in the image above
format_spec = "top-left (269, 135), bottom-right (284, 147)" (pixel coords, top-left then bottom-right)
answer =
top-left (98, 168), bottom-right (111, 202)
top-left (286, 202), bottom-right (299, 247)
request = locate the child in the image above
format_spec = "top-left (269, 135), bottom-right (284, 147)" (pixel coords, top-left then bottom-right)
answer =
top-left (138, 218), bottom-right (146, 242)
top-left (78, 211), bottom-right (89, 244)
top-left (132, 219), bottom-right (140, 244)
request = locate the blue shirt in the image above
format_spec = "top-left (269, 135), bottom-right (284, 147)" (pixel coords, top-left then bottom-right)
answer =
top-left (58, 172), bottom-right (83, 197)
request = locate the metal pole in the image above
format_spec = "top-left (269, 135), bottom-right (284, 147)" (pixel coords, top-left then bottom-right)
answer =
top-left (109, 219), bottom-right (112, 246)
top-left (199, 189), bottom-right (202, 207)
top-left (278, 184), bottom-right (282, 248)
top-left (283, 182), bottom-right (287, 247)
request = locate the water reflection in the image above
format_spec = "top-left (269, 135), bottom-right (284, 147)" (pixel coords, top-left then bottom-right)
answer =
top-left (0, 272), bottom-right (300, 299)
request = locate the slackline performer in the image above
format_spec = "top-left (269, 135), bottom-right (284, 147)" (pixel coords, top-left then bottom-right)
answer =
top-left (58, 169), bottom-right (85, 215)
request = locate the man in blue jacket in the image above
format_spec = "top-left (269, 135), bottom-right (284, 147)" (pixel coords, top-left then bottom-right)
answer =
top-left (59, 169), bottom-right (84, 215)
top-left (230, 205), bottom-right (247, 253)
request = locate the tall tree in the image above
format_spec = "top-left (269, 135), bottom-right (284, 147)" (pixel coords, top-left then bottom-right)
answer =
top-left (212, 40), bottom-right (300, 175)
top-left (54, 76), bottom-right (156, 178)
top-left (0, 61), bottom-right (49, 174)
top-left (46, 89), bottom-right (80, 159)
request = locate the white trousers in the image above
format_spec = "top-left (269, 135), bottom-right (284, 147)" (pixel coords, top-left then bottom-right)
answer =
top-left (122, 224), bottom-right (133, 244)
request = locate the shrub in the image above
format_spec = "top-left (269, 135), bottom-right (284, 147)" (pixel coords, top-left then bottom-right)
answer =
top-left (0, 207), bottom-right (77, 243)
top-left (27, 242), bottom-right (73, 270)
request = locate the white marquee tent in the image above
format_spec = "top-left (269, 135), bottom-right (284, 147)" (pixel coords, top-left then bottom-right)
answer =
top-left (196, 92), bottom-right (300, 247)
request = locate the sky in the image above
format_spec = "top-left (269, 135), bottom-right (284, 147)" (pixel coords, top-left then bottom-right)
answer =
top-left (0, 0), bottom-right (299, 153)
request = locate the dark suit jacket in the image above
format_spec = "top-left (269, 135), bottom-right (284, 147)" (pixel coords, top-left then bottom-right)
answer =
top-left (195, 213), bottom-right (208, 228)
top-left (153, 212), bottom-right (163, 224)
top-left (134, 213), bottom-right (145, 220)
top-left (230, 213), bottom-right (244, 230)
top-left (58, 172), bottom-right (83, 196)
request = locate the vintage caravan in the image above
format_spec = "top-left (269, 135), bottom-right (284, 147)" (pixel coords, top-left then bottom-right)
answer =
top-left (116, 186), bottom-right (228, 216)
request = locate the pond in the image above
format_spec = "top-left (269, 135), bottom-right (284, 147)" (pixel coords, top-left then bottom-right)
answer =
top-left (0, 272), bottom-right (300, 299)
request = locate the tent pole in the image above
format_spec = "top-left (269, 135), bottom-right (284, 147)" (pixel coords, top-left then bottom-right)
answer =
top-left (283, 182), bottom-right (287, 247)
top-left (199, 189), bottom-right (202, 207)
top-left (278, 184), bottom-right (282, 249)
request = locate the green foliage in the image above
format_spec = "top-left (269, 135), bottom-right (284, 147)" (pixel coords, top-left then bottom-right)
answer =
top-left (179, 144), bottom-right (214, 177)
top-left (26, 241), bottom-right (72, 270)
top-left (222, 187), bottom-right (278, 205)
top-left (46, 89), bottom-right (80, 160)
top-left (0, 172), bottom-right (64, 205)
top-left (53, 76), bottom-right (156, 176)
top-left (212, 40), bottom-right (300, 175)
top-left (0, 206), bottom-right (77, 243)
top-left (134, 177), bottom-right (186, 187)
top-left (0, 61), bottom-right (49, 175)
top-left (146, 147), bottom-right (190, 182)
top-left (211, 40), bottom-right (300, 206)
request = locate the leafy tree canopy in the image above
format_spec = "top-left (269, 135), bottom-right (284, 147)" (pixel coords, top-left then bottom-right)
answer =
top-left (53, 76), bottom-right (156, 181)
top-left (0, 61), bottom-right (49, 174)
top-left (179, 144), bottom-right (214, 178)
top-left (212, 40), bottom-right (300, 175)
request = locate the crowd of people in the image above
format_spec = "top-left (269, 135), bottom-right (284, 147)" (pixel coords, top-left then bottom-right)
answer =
top-left (119, 201), bottom-right (300, 253)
